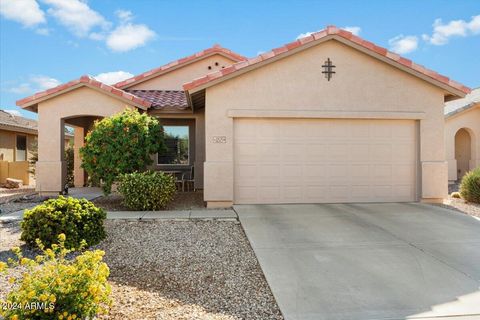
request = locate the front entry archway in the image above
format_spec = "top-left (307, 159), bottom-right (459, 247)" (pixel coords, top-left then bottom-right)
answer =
top-left (454, 128), bottom-right (472, 180)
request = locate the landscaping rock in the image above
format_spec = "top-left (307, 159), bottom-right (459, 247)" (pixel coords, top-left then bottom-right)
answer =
top-left (5, 178), bottom-right (23, 189)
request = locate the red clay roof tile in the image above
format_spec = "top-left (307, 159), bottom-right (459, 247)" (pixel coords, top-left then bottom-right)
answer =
top-left (125, 90), bottom-right (188, 110)
top-left (183, 26), bottom-right (470, 95)
top-left (114, 44), bottom-right (247, 89)
top-left (16, 75), bottom-right (152, 108)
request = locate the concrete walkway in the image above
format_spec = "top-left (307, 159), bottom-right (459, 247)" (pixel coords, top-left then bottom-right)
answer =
top-left (236, 203), bottom-right (480, 320)
top-left (106, 209), bottom-right (237, 220)
top-left (1, 208), bottom-right (236, 223)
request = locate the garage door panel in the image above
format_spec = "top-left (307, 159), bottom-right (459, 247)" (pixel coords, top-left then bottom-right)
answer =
top-left (234, 119), bottom-right (417, 204)
top-left (328, 144), bottom-right (350, 162)
top-left (282, 143), bottom-right (305, 162)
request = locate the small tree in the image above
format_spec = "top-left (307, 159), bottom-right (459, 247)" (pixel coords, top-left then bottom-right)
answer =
top-left (80, 108), bottom-right (165, 194)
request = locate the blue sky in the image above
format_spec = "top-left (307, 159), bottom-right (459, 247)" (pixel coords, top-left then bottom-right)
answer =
top-left (1, 0), bottom-right (479, 119)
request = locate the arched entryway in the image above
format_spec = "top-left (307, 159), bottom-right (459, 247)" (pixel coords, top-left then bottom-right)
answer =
top-left (455, 128), bottom-right (472, 180)
top-left (64, 115), bottom-right (103, 187)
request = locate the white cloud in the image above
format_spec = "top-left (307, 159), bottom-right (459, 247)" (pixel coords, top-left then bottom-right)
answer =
top-left (93, 71), bottom-right (133, 85)
top-left (42, 0), bottom-right (110, 37)
top-left (0, 0), bottom-right (46, 27)
top-left (343, 26), bottom-right (361, 35)
top-left (30, 75), bottom-right (61, 89)
top-left (296, 25), bottom-right (361, 39)
top-left (8, 75), bottom-right (60, 94)
top-left (35, 27), bottom-right (50, 35)
top-left (4, 109), bottom-right (22, 116)
top-left (115, 9), bottom-right (133, 23)
top-left (423, 14), bottom-right (480, 45)
top-left (9, 83), bottom-right (32, 94)
top-left (388, 35), bottom-right (418, 54)
top-left (106, 23), bottom-right (155, 52)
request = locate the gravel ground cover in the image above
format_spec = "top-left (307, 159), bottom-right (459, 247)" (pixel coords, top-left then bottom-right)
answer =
top-left (93, 191), bottom-right (206, 211)
top-left (430, 182), bottom-right (480, 218)
top-left (434, 198), bottom-right (480, 218)
top-left (0, 220), bottom-right (283, 320)
top-left (0, 193), bottom-right (47, 215)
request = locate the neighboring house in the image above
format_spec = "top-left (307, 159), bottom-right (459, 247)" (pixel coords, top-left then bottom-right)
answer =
top-left (0, 109), bottom-right (72, 186)
top-left (16, 26), bottom-right (470, 206)
top-left (444, 88), bottom-right (480, 183)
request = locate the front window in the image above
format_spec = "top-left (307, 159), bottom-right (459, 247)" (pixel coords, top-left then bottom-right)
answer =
top-left (16, 135), bottom-right (27, 161)
top-left (158, 126), bottom-right (189, 165)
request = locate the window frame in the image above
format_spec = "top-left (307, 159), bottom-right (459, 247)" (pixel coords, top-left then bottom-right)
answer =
top-left (157, 125), bottom-right (191, 166)
top-left (15, 134), bottom-right (27, 162)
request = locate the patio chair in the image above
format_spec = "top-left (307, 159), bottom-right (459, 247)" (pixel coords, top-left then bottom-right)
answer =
top-left (182, 166), bottom-right (195, 192)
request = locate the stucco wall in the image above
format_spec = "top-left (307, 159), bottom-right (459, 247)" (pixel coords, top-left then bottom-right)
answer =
top-left (129, 54), bottom-right (237, 90)
top-left (0, 129), bottom-right (15, 161)
top-left (36, 86), bottom-right (134, 193)
top-left (445, 106), bottom-right (480, 181)
top-left (1, 131), bottom-right (37, 161)
top-left (204, 39), bottom-right (448, 205)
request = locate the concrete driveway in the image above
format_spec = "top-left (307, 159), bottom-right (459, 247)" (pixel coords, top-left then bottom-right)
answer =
top-left (235, 203), bottom-right (480, 320)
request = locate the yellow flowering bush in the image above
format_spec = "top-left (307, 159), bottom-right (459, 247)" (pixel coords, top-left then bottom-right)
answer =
top-left (0, 234), bottom-right (112, 319)
top-left (21, 196), bottom-right (106, 249)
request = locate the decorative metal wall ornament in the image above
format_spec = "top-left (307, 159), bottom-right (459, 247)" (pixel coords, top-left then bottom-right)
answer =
top-left (321, 58), bottom-right (336, 81)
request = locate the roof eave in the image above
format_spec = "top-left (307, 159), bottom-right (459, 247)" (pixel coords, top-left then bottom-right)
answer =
top-left (184, 33), bottom-right (470, 99)
top-left (0, 123), bottom-right (38, 135)
top-left (16, 82), bottom-right (151, 112)
top-left (115, 49), bottom-right (247, 90)
top-left (445, 102), bottom-right (480, 119)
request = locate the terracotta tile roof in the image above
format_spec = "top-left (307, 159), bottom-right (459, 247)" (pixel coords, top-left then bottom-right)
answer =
top-left (114, 44), bottom-right (247, 89)
top-left (183, 26), bottom-right (471, 96)
top-left (0, 110), bottom-right (38, 132)
top-left (16, 75), bottom-right (152, 109)
top-left (125, 90), bottom-right (188, 110)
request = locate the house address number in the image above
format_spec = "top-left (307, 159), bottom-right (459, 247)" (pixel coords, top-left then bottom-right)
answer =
top-left (212, 136), bottom-right (227, 144)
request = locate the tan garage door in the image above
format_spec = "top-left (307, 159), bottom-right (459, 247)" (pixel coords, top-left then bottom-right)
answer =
top-left (234, 118), bottom-right (417, 204)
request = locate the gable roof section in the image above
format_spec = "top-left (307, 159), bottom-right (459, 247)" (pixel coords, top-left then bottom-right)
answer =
top-left (183, 26), bottom-right (470, 98)
top-left (445, 87), bottom-right (480, 118)
top-left (0, 109), bottom-right (74, 136)
top-left (0, 109), bottom-right (38, 134)
top-left (16, 75), bottom-right (152, 111)
top-left (114, 44), bottom-right (247, 89)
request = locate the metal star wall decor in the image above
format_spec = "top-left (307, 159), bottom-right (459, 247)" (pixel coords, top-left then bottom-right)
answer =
top-left (321, 58), bottom-right (336, 81)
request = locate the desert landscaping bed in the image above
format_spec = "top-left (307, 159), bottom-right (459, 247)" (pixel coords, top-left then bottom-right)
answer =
top-left (93, 191), bottom-right (206, 211)
top-left (0, 193), bottom-right (47, 215)
top-left (433, 198), bottom-right (480, 218)
top-left (0, 219), bottom-right (283, 320)
top-left (430, 182), bottom-right (480, 218)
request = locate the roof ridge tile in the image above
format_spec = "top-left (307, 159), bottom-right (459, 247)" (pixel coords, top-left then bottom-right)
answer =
top-left (114, 45), bottom-right (247, 89)
top-left (183, 25), bottom-right (470, 95)
top-left (16, 76), bottom-right (152, 108)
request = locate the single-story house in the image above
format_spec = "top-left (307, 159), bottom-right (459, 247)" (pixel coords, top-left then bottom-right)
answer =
top-left (16, 26), bottom-right (470, 206)
top-left (445, 88), bottom-right (479, 183)
top-left (0, 109), bottom-right (73, 186)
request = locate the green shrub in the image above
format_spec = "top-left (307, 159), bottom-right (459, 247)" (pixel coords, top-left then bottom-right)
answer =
top-left (0, 234), bottom-right (112, 320)
top-left (80, 108), bottom-right (165, 194)
top-left (21, 196), bottom-right (106, 249)
top-left (460, 167), bottom-right (480, 203)
top-left (451, 191), bottom-right (461, 199)
top-left (118, 171), bottom-right (176, 210)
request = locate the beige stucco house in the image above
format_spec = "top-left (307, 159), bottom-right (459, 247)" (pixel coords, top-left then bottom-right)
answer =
top-left (445, 88), bottom-right (479, 183)
top-left (16, 26), bottom-right (470, 206)
top-left (0, 109), bottom-right (72, 185)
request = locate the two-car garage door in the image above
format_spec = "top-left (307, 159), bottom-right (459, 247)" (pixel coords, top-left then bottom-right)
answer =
top-left (234, 118), bottom-right (418, 204)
